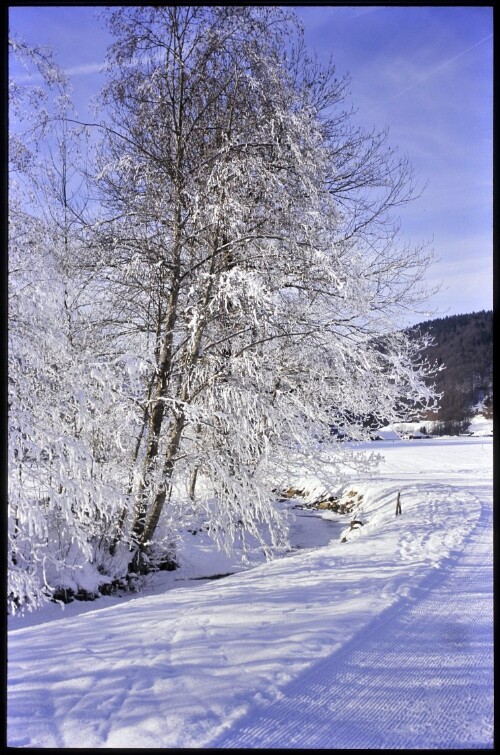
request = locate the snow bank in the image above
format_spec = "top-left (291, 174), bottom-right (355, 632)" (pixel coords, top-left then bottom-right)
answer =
top-left (468, 413), bottom-right (494, 436)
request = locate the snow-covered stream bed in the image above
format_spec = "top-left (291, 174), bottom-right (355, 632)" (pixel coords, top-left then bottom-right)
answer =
top-left (7, 435), bottom-right (493, 748)
top-left (286, 507), bottom-right (345, 549)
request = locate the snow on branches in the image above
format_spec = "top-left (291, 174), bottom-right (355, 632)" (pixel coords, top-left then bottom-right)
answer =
top-left (9, 7), bottom-right (439, 611)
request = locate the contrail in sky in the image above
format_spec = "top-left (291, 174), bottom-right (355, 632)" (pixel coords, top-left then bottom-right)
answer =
top-left (375, 33), bottom-right (493, 110)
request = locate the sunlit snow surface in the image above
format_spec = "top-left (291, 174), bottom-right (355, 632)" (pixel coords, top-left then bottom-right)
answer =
top-left (8, 435), bottom-right (493, 749)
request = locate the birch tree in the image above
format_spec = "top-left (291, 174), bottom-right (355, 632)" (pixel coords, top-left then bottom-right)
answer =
top-left (81, 6), bottom-right (436, 573)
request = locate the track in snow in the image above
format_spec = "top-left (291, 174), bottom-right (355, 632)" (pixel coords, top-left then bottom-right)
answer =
top-left (210, 492), bottom-right (493, 749)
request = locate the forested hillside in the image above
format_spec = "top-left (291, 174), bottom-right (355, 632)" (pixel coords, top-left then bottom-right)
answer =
top-left (410, 311), bottom-right (493, 434)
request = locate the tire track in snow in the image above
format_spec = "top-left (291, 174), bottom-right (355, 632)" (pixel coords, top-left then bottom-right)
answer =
top-left (211, 489), bottom-right (493, 749)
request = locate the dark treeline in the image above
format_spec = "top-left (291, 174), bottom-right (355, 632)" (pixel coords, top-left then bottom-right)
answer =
top-left (409, 310), bottom-right (493, 434)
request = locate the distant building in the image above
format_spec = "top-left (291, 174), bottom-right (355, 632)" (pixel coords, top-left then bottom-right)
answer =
top-left (370, 428), bottom-right (401, 441)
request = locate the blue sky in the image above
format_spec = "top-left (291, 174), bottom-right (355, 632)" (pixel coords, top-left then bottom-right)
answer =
top-left (9, 5), bottom-right (493, 323)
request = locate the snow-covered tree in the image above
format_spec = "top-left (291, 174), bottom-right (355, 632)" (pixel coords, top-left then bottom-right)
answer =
top-left (8, 8), bottom-right (439, 611)
top-left (80, 6), bottom-right (437, 572)
top-left (8, 35), bottom-right (134, 612)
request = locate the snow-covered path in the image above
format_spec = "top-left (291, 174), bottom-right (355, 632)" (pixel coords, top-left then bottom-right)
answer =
top-left (211, 486), bottom-right (494, 749)
top-left (7, 437), bottom-right (493, 749)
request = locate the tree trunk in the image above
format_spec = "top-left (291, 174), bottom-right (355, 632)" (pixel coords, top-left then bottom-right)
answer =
top-left (188, 466), bottom-right (199, 501)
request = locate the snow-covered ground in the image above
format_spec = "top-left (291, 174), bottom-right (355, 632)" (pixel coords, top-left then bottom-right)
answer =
top-left (7, 433), bottom-right (493, 749)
